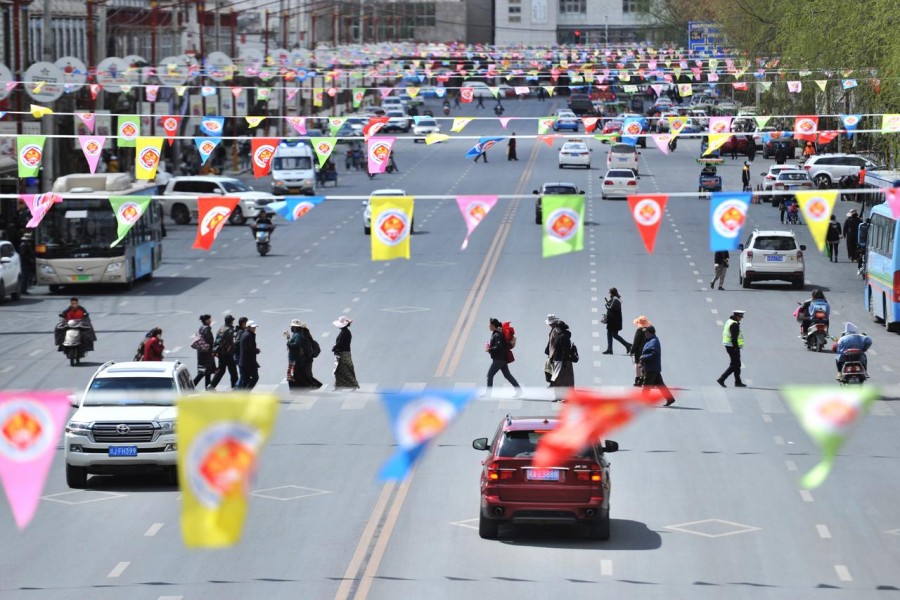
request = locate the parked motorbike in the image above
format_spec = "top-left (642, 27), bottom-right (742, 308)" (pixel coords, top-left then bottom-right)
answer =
top-left (838, 348), bottom-right (868, 385)
top-left (55, 316), bottom-right (95, 366)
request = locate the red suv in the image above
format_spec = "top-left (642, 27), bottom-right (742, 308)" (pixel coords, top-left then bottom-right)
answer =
top-left (473, 416), bottom-right (619, 540)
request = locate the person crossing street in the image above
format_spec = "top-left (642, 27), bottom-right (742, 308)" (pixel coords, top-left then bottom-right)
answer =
top-left (717, 310), bottom-right (747, 388)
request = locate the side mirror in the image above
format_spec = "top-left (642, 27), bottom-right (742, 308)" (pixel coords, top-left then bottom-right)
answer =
top-left (603, 440), bottom-right (619, 453)
top-left (214, 188), bottom-right (225, 195)
top-left (472, 438), bottom-right (489, 451)
top-left (0, 257), bottom-right (9, 264)
top-left (738, 243), bottom-right (744, 250)
top-left (532, 190), bottom-right (539, 195)
top-left (800, 244), bottom-right (807, 251)
top-left (361, 200), bottom-right (368, 206)
top-left (760, 173), bottom-right (766, 177)
top-left (68, 395), bottom-right (79, 408)
top-left (579, 190), bottom-right (586, 195)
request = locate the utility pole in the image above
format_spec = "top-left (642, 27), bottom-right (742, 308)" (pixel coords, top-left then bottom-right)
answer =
top-left (41, 0), bottom-right (54, 190)
top-left (214, 0), bottom-right (221, 52)
top-left (358, 0), bottom-right (364, 44)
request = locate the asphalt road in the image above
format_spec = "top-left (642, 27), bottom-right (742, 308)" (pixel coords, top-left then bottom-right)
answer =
top-left (2, 95), bottom-right (900, 600)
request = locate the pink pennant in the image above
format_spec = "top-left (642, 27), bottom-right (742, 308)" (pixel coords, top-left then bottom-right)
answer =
top-left (498, 117), bottom-right (512, 129)
top-left (286, 88), bottom-right (299, 102)
top-left (21, 193), bottom-right (63, 228)
top-left (5, 81), bottom-right (18, 93)
top-left (885, 188), bottom-right (900, 219)
top-left (651, 134), bottom-right (672, 155)
top-left (145, 85), bottom-right (159, 102)
top-left (0, 391), bottom-right (71, 529)
top-left (76, 112), bottom-right (95, 134)
top-left (367, 136), bottom-right (396, 175)
top-left (456, 195), bottom-right (498, 250)
top-left (288, 116), bottom-right (307, 135)
top-left (379, 87), bottom-right (393, 99)
top-left (231, 86), bottom-right (243, 98)
top-left (78, 136), bottom-right (106, 174)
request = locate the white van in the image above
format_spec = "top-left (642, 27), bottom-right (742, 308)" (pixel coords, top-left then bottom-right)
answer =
top-left (271, 141), bottom-right (317, 196)
top-left (606, 143), bottom-right (641, 176)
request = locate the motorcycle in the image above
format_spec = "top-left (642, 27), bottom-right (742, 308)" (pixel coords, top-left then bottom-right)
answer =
top-left (801, 306), bottom-right (829, 352)
top-left (838, 348), bottom-right (868, 385)
top-left (251, 222), bottom-right (274, 256)
top-left (494, 104), bottom-right (505, 116)
top-left (442, 104), bottom-right (451, 116)
top-left (55, 317), bottom-right (95, 366)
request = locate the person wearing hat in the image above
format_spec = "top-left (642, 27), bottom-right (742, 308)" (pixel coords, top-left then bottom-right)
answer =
top-left (193, 314), bottom-right (217, 389)
top-left (629, 316), bottom-right (652, 386)
top-left (638, 326), bottom-right (675, 406)
top-left (834, 322), bottom-right (872, 377)
top-left (210, 315), bottom-right (238, 390)
top-left (741, 161), bottom-right (751, 190)
top-left (843, 209), bottom-right (861, 262)
top-left (286, 320), bottom-right (322, 390)
top-left (239, 320), bottom-right (261, 389)
top-left (545, 313), bottom-right (575, 401)
top-left (717, 310), bottom-right (746, 388)
top-left (332, 316), bottom-right (360, 391)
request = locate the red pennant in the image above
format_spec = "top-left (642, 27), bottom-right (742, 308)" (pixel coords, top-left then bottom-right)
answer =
top-left (533, 388), bottom-right (662, 469)
top-left (817, 130), bottom-right (839, 144)
top-left (363, 116), bottom-right (389, 140)
top-left (250, 138), bottom-right (279, 178)
top-left (159, 115), bottom-right (181, 147)
top-left (460, 87), bottom-right (474, 103)
top-left (192, 197), bottom-right (239, 250)
top-left (794, 115), bottom-right (819, 142)
top-left (627, 194), bottom-right (668, 253)
top-left (884, 188), bottom-right (900, 219)
top-left (89, 84), bottom-right (101, 99)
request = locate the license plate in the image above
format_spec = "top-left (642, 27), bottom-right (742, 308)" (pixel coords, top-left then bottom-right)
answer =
top-left (288, 188), bottom-right (300, 194)
top-left (70, 275), bottom-right (91, 282)
top-left (617, 157), bottom-right (628, 161)
top-left (526, 469), bottom-right (560, 481)
top-left (766, 255), bottom-right (784, 262)
top-left (108, 446), bottom-right (138, 457)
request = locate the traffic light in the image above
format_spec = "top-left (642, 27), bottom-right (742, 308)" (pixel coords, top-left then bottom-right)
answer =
top-left (574, 30), bottom-right (581, 43)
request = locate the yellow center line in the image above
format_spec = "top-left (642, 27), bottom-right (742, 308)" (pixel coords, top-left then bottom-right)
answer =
top-left (332, 482), bottom-right (395, 600)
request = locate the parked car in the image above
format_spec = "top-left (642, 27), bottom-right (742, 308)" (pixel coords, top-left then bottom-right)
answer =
top-left (607, 143), bottom-right (641, 175)
top-left (601, 168), bottom-right (638, 199)
top-left (802, 154), bottom-right (882, 188)
top-left (162, 176), bottom-right (275, 225)
top-left (761, 164), bottom-right (802, 193)
top-left (0, 240), bottom-right (23, 303)
top-left (533, 182), bottom-right (584, 225)
top-left (738, 229), bottom-right (806, 289)
top-left (64, 360), bottom-right (195, 487)
top-left (762, 138), bottom-right (798, 160)
top-left (568, 93), bottom-right (596, 116)
top-left (473, 415), bottom-right (619, 540)
top-left (772, 170), bottom-right (815, 193)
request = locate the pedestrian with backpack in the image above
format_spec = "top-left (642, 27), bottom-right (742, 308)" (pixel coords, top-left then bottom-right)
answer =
top-left (485, 318), bottom-right (522, 397)
top-left (192, 314), bottom-right (216, 389)
top-left (209, 315), bottom-right (238, 390)
top-left (239, 320), bottom-right (261, 389)
top-left (285, 319), bottom-right (323, 390)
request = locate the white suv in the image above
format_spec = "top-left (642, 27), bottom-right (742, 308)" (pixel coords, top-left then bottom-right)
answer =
top-left (162, 176), bottom-right (275, 225)
top-left (802, 154), bottom-right (881, 189)
top-left (64, 361), bottom-right (195, 487)
top-left (0, 240), bottom-right (23, 303)
top-left (738, 230), bottom-right (807, 289)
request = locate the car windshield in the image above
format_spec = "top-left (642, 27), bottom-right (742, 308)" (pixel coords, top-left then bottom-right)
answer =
top-left (387, 112), bottom-right (404, 118)
top-left (607, 170), bottom-right (635, 178)
top-left (418, 119), bottom-right (436, 127)
top-left (498, 431), bottom-right (595, 459)
top-left (611, 144), bottom-right (634, 153)
top-left (273, 156), bottom-right (312, 170)
top-left (221, 180), bottom-right (251, 193)
top-left (84, 377), bottom-right (176, 405)
top-left (563, 144), bottom-right (586, 151)
top-left (754, 236), bottom-right (797, 251)
top-left (543, 186), bottom-right (577, 195)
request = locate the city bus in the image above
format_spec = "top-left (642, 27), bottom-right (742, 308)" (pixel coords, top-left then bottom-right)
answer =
top-left (34, 173), bottom-right (164, 292)
top-left (864, 200), bottom-right (900, 332)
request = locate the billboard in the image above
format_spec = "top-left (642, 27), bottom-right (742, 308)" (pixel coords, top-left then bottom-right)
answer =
top-left (688, 21), bottom-right (726, 55)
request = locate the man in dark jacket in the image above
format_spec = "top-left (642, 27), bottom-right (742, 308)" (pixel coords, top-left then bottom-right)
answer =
top-left (843, 209), bottom-right (861, 262)
top-left (232, 317), bottom-right (248, 389)
top-left (717, 310), bottom-right (746, 387)
top-left (239, 320), bottom-right (260, 389)
top-left (639, 326), bottom-right (675, 406)
top-left (775, 144), bottom-right (787, 165)
top-left (826, 215), bottom-right (842, 262)
top-left (210, 315), bottom-right (238, 390)
top-left (710, 250), bottom-right (729, 290)
top-left (486, 318), bottom-right (522, 397)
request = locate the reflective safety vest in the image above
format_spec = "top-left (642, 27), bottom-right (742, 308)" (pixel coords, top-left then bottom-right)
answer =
top-left (722, 319), bottom-right (744, 347)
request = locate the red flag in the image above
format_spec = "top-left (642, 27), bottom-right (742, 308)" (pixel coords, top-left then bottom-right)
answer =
top-left (794, 115), bottom-right (819, 142)
top-left (159, 115), bottom-right (181, 147)
top-left (533, 389), bottom-right (662, 469)
top-left (581, 117), bottom-right (599, 132)
top-left (817, 130), bottom-right (839, 144)
top-left (460, 87), bottom-right (474, 103)
top-left (250, 138), bottom-right (279, 178)
top-left (627, 194), bottom-right (668, 253)
top-left (192, 196), bottom-right (239, 250)
top-left (364, 117), bottom-right (389, 140)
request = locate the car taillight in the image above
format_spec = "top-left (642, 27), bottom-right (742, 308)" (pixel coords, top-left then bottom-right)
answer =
top-left (804, 165), bottom-right (811, 171)
top-left (604, 180), bottom-right (614, 185)
top-left (814, 311), bottom-right (826, 319)
top-left (747, 250), bottom-right (753, 259)
top-left (627, 180), bottom-right (637, 185)
top-left (894, 271), bottom-right (900, 303)
top-left (797, 250), bottom-right (804, 260)
top-left (575, 469), bottom-right (602, 482)
top-left (487, 462), bottom-right (513, 481)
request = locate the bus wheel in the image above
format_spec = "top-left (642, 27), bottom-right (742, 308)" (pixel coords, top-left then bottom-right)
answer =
top-left (172, 205), bottom-right (190, 225)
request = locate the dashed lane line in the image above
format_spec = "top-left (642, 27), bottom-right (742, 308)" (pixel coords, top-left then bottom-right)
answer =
top-left (785, 460), bottom-right (798, 471)
top-left (107, 562), bottom-right (130, 578)
top-left (834, 565), bottom-right (852, 582)
top-left (816, 524), bottom-right (832, 539)
top-left (800, 490), bottom-right (814, 503)
top-left (144, 523), bottom-right (164, 536)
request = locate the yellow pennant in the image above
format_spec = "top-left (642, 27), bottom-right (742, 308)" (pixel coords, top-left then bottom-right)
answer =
top-left (703, 133), bottom-right (731, 156)
top-left (542, 85), bottom-right (555, 97)
top-left (178, 393), bottom-right (278, 548)
top-left (406, 87), bottom-right (419, 98)
top-left (425, 133), bottom-right (450, 145)
top-left (450, 117), bottom-right (474, 133)
top-left (370, 196), bottom-right (414, 261)
top-left (175, 86), bottom-right (188, 97)
top-left (30, 104), bottom-right (53, 118)
top-left (246, 116), bottom-right (266, 128)
top-left (795, 190), bottom-right (838, 252)
top-left (815, 80), bottom-right (827, 92)
top-left (134, 137), bottom-right (164, 181)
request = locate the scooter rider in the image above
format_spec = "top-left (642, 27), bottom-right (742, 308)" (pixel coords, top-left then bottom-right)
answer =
top-left (799, 289), bottom-right (830, 337)
top-left (442, 98), bottom-right (451, 115)
top-left (494, 100), bottom-right (505, 116)
top-left (834, 322), bottom-right (872, 374)
top-left (60, 296), bottom-right (88, 321)
top-left (251, 211), bottom-right (275, 235)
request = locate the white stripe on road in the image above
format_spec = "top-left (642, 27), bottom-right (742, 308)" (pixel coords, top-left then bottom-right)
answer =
top-left (800, 490), bottom-right (814, 502)
top-left (761, 414), bottom-right (772, 423)
top-left (773, 436), bottom-right (784, 446)
top-left (834, 565), bottom-right (852, 582)
top-left (236, 298), bottom-right (246, 304)
top-left (107, 562), bottom-right (130, 578)
top-left (288, 397), bottom-right (318, 410)
top-left (158, 596), bottom-right (184, 600)
top-left (249, 288), bottom-right (258, 294)
top-left (785, 460), bottom-right (797, 471)
top-left (0, 365), bottom-right (13, 373)
top-left (28, 349), bottom-right (42, 356)
top-left (816, 524), bottom-right (832, 539)
top-left (870, 402), bottom-right (894, 417)
top-left (144, 523), bottom-right (164, 537)
top-left (169, 346), bottom-right (182, 354)
top-left (600, 559), bottom-right (613, 576)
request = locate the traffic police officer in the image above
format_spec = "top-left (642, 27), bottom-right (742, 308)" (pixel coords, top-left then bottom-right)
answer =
top-left (717, 310), bottom-right (747, 388)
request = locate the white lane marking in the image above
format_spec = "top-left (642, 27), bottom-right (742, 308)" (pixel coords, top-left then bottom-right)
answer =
top-left (785, 460), bottom-right (797, 471)
top-left (352, 297), bottom-right (360, 303)
top-left (1, 365), bottom-right (13, 373)
top-left (593, 360), bottom-right (602, 368)
top-left (107, 562), bottom-right (130, 578)
top-left (342, 308), bottom-right (352, 314)
top-left (275, 271), bottom-right (282, 276)
top-left (693, 270), bottom-right (700, 275)
top-left (169, 346), bottom-right (182, 354)
top-left (144, 523), bottom-right (164, 536)
top-left (369, 279), bottom-right (377, 283)
top-left (237, 298), bottom-right (246, 304)
top-left (361, 288), bottom-right (369, 293)
top-left (685, 254), bottom-right (692, 259)
top-left (249, 288), bottom-right (258, 294)
top-left (715, 320), bottom-right (723, 326)
top-left (592, 345), bottom-right (601, 352)
top-left (834, 565), bottom-right (852, 582)
top-left (705, 297), bottom-right (713, 303)
top-left (870, 402), bottom-right (895, 417)
top-left (28, 349), bottom-right (42, 357)
top-left (800, 490), bottom-right (814, 502)
top-left (869, 349), bottom-right (878, 356)
top-left (288, 397), bottom-right (319, 410)
top-left (592, 307), bottom-right (598, 313)
top-left (773, 436), bottom-right (784, 446)
top-left (761, 414), bottom-right (772, 423)
top-left (600, 559), bottom-right (613, 576)
top-left (689, 262), bottom-right (695, 267)
top-left (591, 332), bottom-right (600, 338)
top-left (816, 524), bottom-right (832, 539)
top-left (119, 300), bottom-right (129, 306)
top-left (710, 308), bottom-right (719, 314)
top-left (263, 280), bottom-right (271, 284)
top-left (320, 332), bottom-right (331, 338)
top-left (882, 364), bottom-right (894, 372)
top-left (158, 596), bottom-right (184, 600)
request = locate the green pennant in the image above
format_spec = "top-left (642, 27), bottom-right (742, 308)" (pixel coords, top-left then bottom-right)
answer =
top-left (109, 196), bottom-right (152, 247)
top-left (541, 195), bottom-right (585, 258)
top-left (783, 386), bottom-right (878, 489)
top-left (311, 137), bottom-right (338, 168)
top-left (116, 114), bottom-right (140, 148)
top-left (328, 117), bottom-right (347, 137)
top-left (17, 135), bottom-right (46, 178)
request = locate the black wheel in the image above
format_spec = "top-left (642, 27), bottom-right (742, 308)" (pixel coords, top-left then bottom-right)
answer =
top-left (793, 278), bottom-right (805, 290)
top-left (172, 204), bottom-right (190, 225)
top-left (11, 276), bottom-right (22, 301)
top-left (66, 464), bottom-right (87, 488)
top-left (814, 174), bottom-right (831, 189)
top-left (0, 281), bottom-right (5, 304)
top-left (364, 226), bottom-right (371, 235)
top-left (478, 513), bottom-right (499, 539)
top-left (587, 514), bottom-right (611, 540)
top-left (229, 206), bottom-right (246, 225)
top-left (535, 214), bottom-right (542, 225)
top-left (742, 275), bottom-right (751, 289)
top-left (49, 284), bottom-right (62, 294)
top-left (165, 466), bottom-right (178, 486)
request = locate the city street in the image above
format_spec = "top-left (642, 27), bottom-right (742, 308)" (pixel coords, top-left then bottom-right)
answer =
top-left (2, 96), bottom-right (899, 599)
